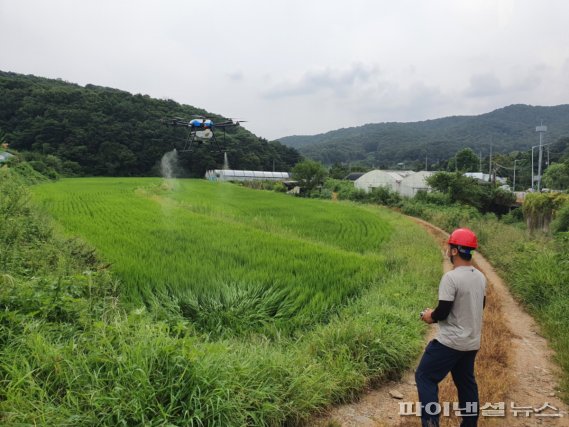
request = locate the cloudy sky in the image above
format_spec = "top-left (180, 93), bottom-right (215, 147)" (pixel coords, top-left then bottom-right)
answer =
top-left (1, 0), bottom-right (568, 140)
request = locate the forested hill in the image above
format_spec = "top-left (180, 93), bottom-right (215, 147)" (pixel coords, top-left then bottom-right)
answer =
top-left (0, 71), bottom-right (301, 176)
top-left (276, 104), bottom-right (569, 168)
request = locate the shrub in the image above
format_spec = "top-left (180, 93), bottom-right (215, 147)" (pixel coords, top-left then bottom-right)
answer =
top-left (500, 209), bottom-right (523, 225)
top-left (523, 193), bottom-right (569, 232)
top-left (273, 181), bottom-right (287, 192)
top-left (551, 201), bottom-right (569, 233)
top-left (368, 186), bottom-right (401, 206)
top-left (414, 190), bottom-right (451, 206)
top-left (400, 201), bottom-right (430, 219)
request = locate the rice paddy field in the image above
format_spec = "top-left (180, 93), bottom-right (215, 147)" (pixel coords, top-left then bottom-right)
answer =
top-left (34, 178), bottom-right (396, 334)
top-left (2, 176), bottom-right (442, 425)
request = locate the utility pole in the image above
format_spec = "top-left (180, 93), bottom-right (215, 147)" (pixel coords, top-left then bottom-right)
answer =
top-left (536, 122), bottom-right (547, 192)
top-left (425, 155), bottom-right (428, 171)
top-left (479, 151), bottom-right (482, 173)
top-left (531, 146), bottom-right (535, 191)
top-left (513, 159), bottom-right (518, 192)
top-left (489, 140), bottom-right (493, 182)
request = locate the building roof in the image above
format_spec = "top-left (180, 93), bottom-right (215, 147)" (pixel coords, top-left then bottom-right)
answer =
top-left (344, 172), bottom-right (365, 181)
top-left (354, 169), bottom-right (415, 185)
top-left (206, 169), bottom-right (290, 179)
top-left (464, 172), bottom-right (507, 184)
top-left (401, 170), bottom-right (437, 185)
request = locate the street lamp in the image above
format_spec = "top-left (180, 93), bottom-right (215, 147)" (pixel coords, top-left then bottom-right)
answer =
top-left (536, 124), bottom-right (547, 192)
top-left (530, 142), bottom-right (553, 192)
top-left (531, 147), bottom-right (534, 191)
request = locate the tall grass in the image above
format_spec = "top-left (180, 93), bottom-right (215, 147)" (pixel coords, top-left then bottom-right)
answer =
top-left (0, 174), bottom-right (443, 425)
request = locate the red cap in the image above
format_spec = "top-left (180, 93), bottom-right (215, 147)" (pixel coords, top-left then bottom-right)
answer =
top-left (448, 228), bottom-right (478, 249)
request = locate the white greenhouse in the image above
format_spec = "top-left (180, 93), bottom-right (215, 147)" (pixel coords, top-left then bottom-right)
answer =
top-left (354, 169), bottom-right (437, 197)
top-left (400, 171), bottom-right (436, 197)
top-left (354, 170), bottom-right (413, 193)
top-left (205, 169), bottom-right (290, 182)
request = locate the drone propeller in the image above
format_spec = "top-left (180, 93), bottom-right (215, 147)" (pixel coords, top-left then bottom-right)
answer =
top-left (160, 117), bottom-right (193, 127)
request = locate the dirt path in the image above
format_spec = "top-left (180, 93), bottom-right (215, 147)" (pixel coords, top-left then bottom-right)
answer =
top-left (315, 218), bottom-right (568, 426)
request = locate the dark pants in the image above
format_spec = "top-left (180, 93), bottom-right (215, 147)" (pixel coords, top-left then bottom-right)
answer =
top-left (415, 339), bottom-right (479, 427)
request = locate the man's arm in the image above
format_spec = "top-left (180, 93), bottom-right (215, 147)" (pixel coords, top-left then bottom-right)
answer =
top-left (424, 296), bottom-right (485, 323)
top-left (431, 300), bottom-right (453, 322)
top-left (421, 273), bottom-right (456, 324)
top-left (421, 300), bottom-right (453, 324)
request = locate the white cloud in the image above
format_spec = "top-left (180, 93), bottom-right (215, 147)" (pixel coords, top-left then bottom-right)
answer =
top-left (263, 63), bottom-right (381, 99)
top-left (1, 0), bottom-right (568, 139)
top-left (465, 74), bottom-right (503, 98)
top-left (227, 71), bottom-right (244, 82)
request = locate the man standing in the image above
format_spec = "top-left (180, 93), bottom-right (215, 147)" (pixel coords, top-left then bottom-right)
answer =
top-left (415, 228), bottom-right (486, 427)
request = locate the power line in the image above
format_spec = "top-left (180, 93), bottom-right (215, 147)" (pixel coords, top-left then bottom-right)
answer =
top-left (493, 162), bottom-right (517, 171)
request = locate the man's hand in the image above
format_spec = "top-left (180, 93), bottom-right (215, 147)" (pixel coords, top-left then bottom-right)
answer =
top-left (421, 308), bottom-right (435, 324)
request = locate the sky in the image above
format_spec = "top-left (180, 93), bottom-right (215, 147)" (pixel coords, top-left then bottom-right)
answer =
top-left (1, 0), bottom-right (569, 140)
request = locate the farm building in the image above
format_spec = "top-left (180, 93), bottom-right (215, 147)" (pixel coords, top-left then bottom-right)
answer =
top-left (205, 169), bottom-right (290, 182)
top-left (354, 170), bottom-right (412, 193)
top-left (354, 169), bottom-right (437, 197)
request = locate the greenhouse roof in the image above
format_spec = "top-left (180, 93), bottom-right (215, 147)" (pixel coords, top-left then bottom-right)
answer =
top-left (210, 169), bottom-right (290, 179)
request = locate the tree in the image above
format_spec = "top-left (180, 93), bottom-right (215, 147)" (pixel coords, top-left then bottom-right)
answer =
top-left (329, 162), bottom-right (350, 179)
top-left (543, 162), bottom-right (569, 190)
top-left (0, 128), bottom-right (6, 147)
top-left (426, 171), bottom-right (516, 213)
top-left (427, 172), bottom-right (489, 209)
top-left (292, 159), bottom-right (327, 191)
top-left (448, 148), bottom-right (479, 172)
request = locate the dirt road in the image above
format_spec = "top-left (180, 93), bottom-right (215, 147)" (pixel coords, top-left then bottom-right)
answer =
top-left (315, 218), bottom-right (568, 426)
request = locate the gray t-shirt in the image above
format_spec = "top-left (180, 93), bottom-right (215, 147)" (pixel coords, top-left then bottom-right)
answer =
top-left (436, 266), bottom-right (487, 351)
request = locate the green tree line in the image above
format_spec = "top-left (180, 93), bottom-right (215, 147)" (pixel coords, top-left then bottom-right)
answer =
top-left (277, 104), bottom-right (569, 169)
top-left (0, 71), bottom-right (301, 177)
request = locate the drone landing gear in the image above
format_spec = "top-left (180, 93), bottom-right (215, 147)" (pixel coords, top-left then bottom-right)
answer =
top-left (179, 131), bottom-right (223, 153)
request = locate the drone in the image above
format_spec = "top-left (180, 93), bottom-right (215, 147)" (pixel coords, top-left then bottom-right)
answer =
top-left (161, 115), bottom-right (246, 152)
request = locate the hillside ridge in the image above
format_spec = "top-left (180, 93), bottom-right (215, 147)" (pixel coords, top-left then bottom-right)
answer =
top-left (276, 103), bottom-right (569, 167)
top-left (0, 70), bottom-right (301, 177)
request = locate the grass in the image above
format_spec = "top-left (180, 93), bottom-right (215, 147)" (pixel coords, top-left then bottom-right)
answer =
top-left (1, 173), bottom-right (443, 425)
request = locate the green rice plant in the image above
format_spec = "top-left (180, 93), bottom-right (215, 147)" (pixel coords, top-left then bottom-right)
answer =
top-left (32, 178), bottom-right (395, 336)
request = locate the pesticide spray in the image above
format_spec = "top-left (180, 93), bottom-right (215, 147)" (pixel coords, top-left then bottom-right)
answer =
top-left (161, 149), bottom-right (178, 179)
top-left (223, 151), bottom-right (230, 171)
top-left (160, 149), bottom-right (180, 193)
